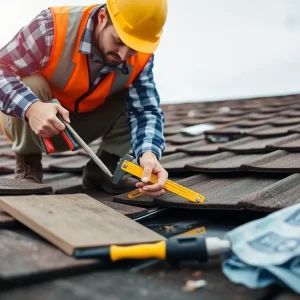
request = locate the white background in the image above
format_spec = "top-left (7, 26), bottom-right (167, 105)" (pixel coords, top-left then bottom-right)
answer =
top-left (1, 0), bottom-right (300, 104)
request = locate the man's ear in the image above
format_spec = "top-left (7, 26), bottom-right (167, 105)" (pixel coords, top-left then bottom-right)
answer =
top-left (98, 8), bottom-right (107, 27)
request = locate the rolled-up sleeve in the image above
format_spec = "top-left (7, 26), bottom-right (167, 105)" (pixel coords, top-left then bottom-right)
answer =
top-left (126, 54), bottom-right (165, 160)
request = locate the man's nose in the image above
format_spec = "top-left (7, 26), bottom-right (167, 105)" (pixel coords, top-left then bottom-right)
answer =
top-left (118, 46), bottom-right (136, 61)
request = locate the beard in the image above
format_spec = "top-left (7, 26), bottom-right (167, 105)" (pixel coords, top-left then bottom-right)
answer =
top-left (102, 51), bottom-right (123, 67)
top-left (96, 31), bottom-right (124, 67)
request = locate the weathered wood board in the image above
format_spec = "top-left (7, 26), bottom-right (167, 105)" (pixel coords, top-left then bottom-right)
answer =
top-left (0, 193), bottom-right (165, 256)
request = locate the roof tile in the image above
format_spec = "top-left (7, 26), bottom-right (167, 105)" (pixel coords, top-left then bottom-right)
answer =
top-left (186, 152), bottom-right (262, 172)
top-left (242, 150), bottom-right (300, 173)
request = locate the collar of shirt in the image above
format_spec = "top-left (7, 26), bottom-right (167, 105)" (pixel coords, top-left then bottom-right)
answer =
top-left (78, 5), bottom-right (129, 74)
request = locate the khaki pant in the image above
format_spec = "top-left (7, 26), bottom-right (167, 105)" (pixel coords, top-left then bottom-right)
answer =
top-left (0, 74), bottom-right (131, 156)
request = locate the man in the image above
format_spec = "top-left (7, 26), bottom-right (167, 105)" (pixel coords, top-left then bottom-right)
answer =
top-left (0, 0), bottom-right (168, 198)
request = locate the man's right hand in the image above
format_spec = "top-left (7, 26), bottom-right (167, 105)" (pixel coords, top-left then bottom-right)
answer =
top-left (25, 101), bottom-right (70, 137)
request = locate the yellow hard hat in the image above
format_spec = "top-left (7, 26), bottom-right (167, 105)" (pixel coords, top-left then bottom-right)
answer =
top-left (106, 0), bottom-right (168, 53)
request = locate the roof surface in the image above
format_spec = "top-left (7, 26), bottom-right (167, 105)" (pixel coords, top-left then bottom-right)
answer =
top-left (0, 94), bottom-right (299, 299)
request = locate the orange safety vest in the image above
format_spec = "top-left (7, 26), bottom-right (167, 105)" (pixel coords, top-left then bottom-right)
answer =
top-left (38, 5), bottom-right (152, 113)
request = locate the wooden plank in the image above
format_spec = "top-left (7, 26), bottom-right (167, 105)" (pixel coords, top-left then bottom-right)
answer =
top-left (0, 229), bottom-right (101, 284)
top-left (0, 199), bottom-right (148, 228)
top-left (51, 181), bottom-right (149, 219)
top-left (0, 194), bottom-right (164, 256)
top-left (0, 203), bottom-right (149, 228)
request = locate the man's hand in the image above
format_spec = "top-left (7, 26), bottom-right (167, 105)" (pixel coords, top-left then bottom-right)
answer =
top-left (25, 101), bottom-right (70, 137)
top-left (136, 151), bottom-right (168, 198)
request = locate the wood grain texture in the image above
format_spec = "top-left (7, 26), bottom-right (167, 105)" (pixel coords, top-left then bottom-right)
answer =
top-left (51, 183), bottom-right (149, 219)
top-left (0, 194), bottom-right (164, 255)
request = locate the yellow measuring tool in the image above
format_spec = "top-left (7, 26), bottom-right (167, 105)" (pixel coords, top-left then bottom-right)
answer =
top-left (113, 154), bottom-right (205, 203)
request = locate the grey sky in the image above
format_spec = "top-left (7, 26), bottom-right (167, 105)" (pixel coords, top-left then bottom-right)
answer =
top-left (1, 0), bottom-right (300, 103)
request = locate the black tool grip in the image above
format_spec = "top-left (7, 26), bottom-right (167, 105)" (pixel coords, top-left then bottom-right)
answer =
top-left (56, 114), bottom-right (79, 151)
top-left (166, 236), bottom-right (208, 263)
top-left (74, 247), bottom-right (111, 262)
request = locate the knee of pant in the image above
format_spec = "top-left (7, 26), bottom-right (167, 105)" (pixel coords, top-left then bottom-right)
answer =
top-left (21, 74), bottom-right (52, 103)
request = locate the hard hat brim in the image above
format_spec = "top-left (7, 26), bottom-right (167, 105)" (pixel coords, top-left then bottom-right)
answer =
top-left (112, 19), bottom-right (160, 54)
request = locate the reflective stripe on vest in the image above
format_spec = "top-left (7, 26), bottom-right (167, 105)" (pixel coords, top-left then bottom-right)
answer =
top-left (38, 5), bottom-right (151, 112)
top-left (49, 6), bottom-right (134, 95)
top-left (50, 6), bottom-right (84, 90)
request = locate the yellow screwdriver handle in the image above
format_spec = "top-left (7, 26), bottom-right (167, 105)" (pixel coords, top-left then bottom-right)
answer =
top-left (110, 241), bottom-right (166, 262)
top-left (121, 160), bottom-right (205, 203)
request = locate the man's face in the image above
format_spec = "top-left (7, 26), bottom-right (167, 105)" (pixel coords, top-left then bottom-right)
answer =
top-left (95, 9), bottom-right (137, 67)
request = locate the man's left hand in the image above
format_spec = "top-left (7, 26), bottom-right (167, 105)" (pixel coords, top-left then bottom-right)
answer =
top-left (136, 151), bottom-right (168, 198)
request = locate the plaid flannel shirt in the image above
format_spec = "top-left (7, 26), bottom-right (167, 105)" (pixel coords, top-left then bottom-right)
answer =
top-left (0, 6), bottom-right (165, 159)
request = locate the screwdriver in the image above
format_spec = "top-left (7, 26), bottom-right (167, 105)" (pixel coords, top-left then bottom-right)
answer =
top-left (73, 235), bottom-right (231, 263)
